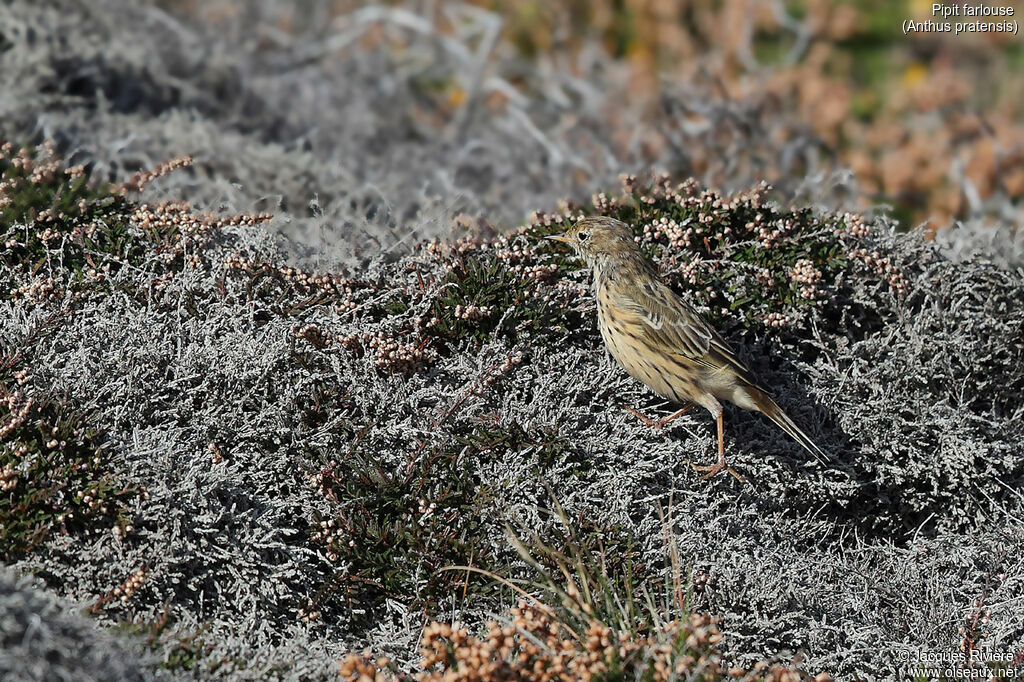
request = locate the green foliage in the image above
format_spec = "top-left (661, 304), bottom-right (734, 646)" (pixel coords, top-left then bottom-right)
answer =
top-left (265, 175), bottom-right (895, 383)
top-left (0, 143), bottom-right (223, 312)
top-left (305, 438), bottom-right (494, 613)
top-left (241, 174), bottom-right (894, 386)
top-left (505, 497), bottom-right (672, 637)
top-left (114, 612), bottom-right (218, 673)
top-left (0, 145), bottom-right (145, 278)
top-left (625, 189), bottom-right (830, 317)
top-left (303, 416), bottom-right (599, 619)
top-left (528, 177), bottom-right (894, 346)
top-left (0, 367), bottom-right (139, 561)
top-left (0, 146), bottom-right (114, 230)
top-left (293, 378), bottom-right (356, 431)
top-left (455, 419), bottom-right (584, 475)
top-left (424, 253), bottom-right (587, 349)
top-left (426, 256), bottom-right (521, 343)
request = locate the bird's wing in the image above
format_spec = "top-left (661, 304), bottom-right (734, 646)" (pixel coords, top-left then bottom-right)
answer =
top-left (616, 278), bottom-right (759, 384)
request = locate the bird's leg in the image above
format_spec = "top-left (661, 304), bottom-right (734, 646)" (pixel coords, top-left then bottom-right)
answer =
top-left (690, 412), bottom-right (745, 482)
top-left (622, 403), bottom-right (694, 429)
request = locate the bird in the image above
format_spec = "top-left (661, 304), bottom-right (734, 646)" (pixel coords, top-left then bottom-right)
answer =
top-left (548, 216), bottom-right (826, 481)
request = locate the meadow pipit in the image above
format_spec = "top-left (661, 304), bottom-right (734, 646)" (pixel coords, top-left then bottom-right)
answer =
top-left (549, 216), bottom-right (826, 481)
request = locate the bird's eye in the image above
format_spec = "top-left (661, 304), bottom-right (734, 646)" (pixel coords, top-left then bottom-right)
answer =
top-left (578, 231), bottom-right (590, 241)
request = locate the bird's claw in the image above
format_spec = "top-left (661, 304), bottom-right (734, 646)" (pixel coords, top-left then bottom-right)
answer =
top-left (621, 405), bottom-right (663, 429)
top-left (690, 461), bottom-right (745, 482)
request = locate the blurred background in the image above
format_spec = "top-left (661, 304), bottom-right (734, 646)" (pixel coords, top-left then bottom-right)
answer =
top-left (3, 0), bottom-right (1022, 265)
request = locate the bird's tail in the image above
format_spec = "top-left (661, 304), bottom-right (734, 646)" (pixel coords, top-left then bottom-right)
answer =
top-left (751, 390), bottom-right (827, 462)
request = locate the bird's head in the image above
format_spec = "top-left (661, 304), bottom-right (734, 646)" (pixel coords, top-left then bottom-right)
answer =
top-left (547, 216), bottom-right (639, 267)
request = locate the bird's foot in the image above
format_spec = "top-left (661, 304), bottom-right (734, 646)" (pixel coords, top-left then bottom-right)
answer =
top-left (622, 406), bottom-right (663, 428)
top-left (621, 404), bottom-right (694, 430)
top-left (690, 461), bottom-right (745, 482)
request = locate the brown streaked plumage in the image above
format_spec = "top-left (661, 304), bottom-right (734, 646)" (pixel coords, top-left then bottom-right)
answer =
top-left (549, 216), bottom-right (826, 480)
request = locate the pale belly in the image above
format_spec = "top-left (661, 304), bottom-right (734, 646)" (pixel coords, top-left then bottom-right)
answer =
top-left (592, 277), bottom-right (751, 419)
top-left (597, 307), bottom-right (701, 405)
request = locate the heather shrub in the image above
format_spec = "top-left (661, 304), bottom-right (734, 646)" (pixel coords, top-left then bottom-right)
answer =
top-left (1, 1), bottom-right (1023, 678)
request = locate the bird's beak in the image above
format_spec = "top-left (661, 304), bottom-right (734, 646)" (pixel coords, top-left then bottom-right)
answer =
top-left (546, 234), bottom-right (572, 243)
